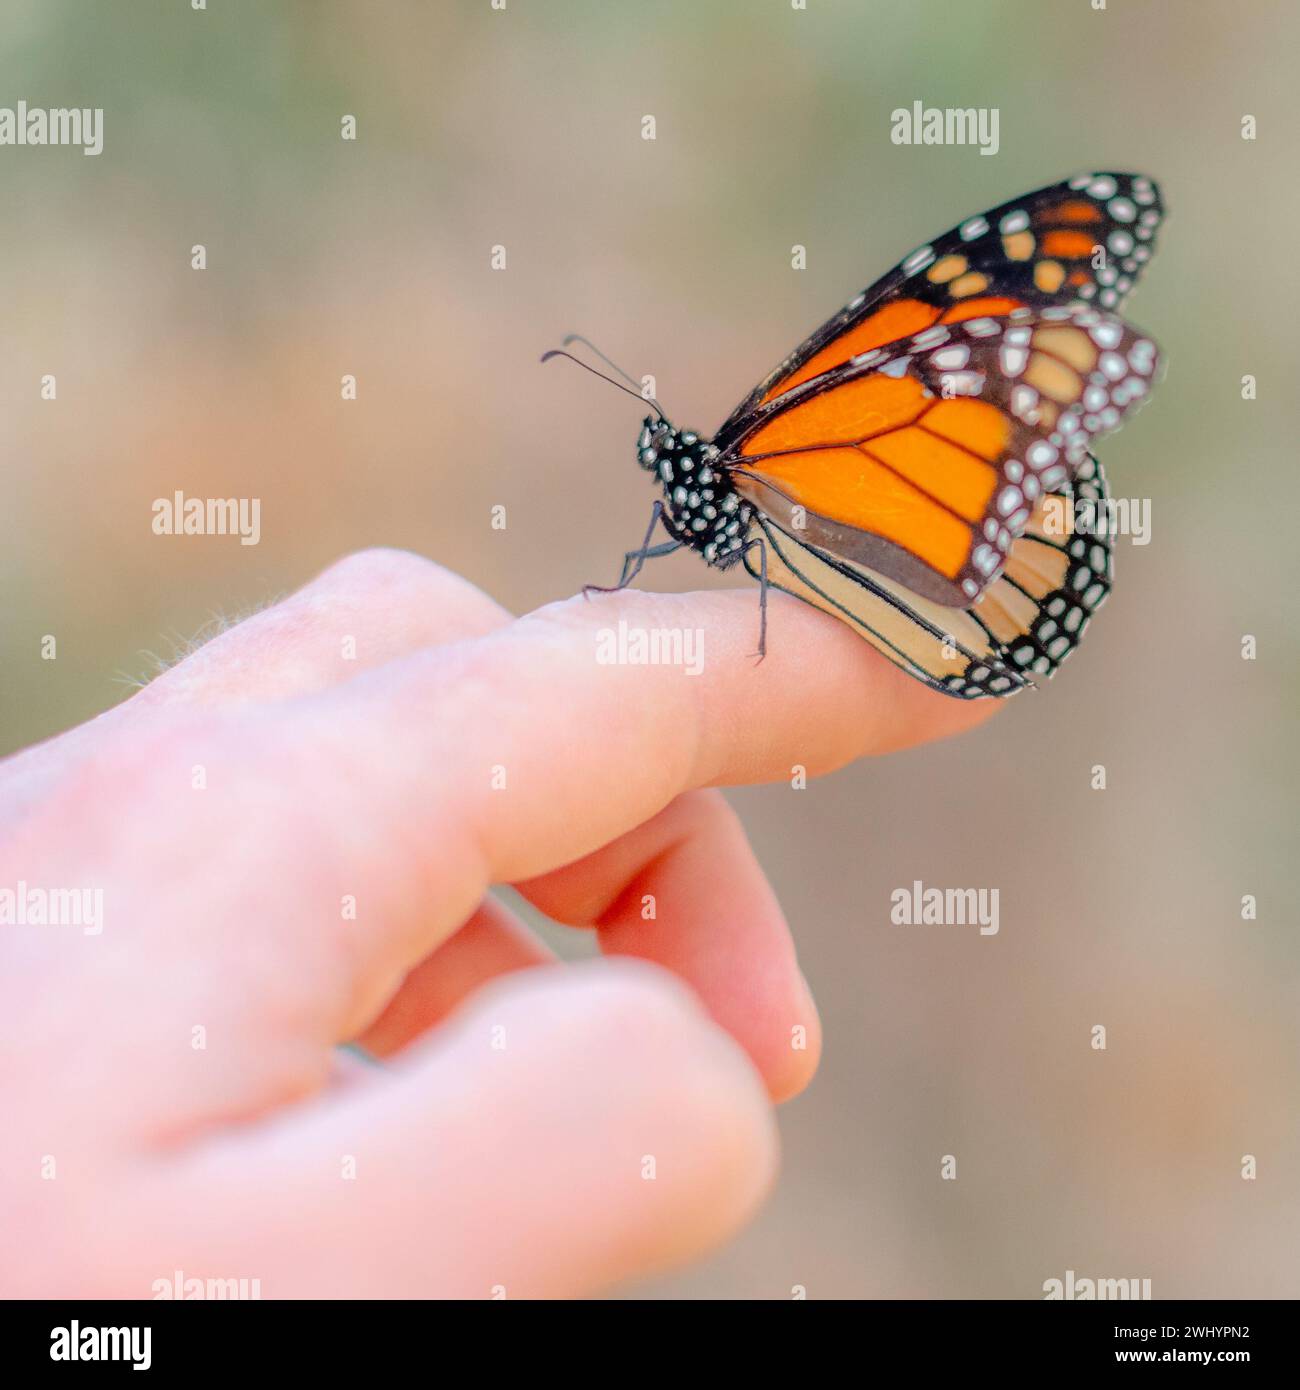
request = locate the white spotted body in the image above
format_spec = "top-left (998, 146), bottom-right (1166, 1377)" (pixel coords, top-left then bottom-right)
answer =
top-left (636, 419), bottom-right (755, 569)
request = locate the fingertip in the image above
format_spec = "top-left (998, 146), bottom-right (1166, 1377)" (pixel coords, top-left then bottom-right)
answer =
top-left (872, 661), bottom-right (1004, 755)
top-left (765, 968), bottom-right (823, 1105)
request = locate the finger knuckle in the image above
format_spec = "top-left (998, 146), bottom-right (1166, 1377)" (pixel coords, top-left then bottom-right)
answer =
top-left (317, 546), bottom-right (449, 594)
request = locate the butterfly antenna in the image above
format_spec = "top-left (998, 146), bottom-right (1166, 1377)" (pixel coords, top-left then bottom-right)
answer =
top-left (540, 348), bottom-right (667, 420)
top-left (560, 334), bottom-right (644, 393)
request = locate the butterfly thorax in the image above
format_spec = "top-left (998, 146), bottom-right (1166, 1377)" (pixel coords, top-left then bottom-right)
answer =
top-left (636, 417), bottom-right (753, 568)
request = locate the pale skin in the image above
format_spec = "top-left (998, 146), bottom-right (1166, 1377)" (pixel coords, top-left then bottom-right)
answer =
top-left (0, 549), bottom-right (992, 1298)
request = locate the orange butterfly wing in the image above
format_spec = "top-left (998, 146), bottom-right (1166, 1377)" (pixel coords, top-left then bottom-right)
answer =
top-left (724, 306), bottom-right (1159, 606)
top-left (742, 453), bottom-right (1116, 698)
top-left (719, 172), bottom-right (1164, 436)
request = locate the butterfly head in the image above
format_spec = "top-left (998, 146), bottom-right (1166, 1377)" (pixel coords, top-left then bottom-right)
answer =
top-left (636, 417), bottom-right (675, 471)
top-left (636, 417), bottom-right (715, 476)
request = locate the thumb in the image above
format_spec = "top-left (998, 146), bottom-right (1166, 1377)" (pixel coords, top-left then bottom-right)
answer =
top-left (109, 961), bottom-right (779, 1298)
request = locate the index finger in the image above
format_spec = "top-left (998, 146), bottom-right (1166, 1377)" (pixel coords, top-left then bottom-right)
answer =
top-left (277, 583), bottom-right (996, 1037)
top-left (313, 584), bottom-right (996, 889)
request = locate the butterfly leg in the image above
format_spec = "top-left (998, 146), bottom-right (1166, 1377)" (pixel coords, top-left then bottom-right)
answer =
top-left (583, 501), bottom-right (682, 597)
top-left (740, 535), bottom-right (769, 662)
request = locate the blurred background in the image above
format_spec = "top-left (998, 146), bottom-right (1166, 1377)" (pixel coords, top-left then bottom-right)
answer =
top-left (2, 0), bottom-right (1297, 1297)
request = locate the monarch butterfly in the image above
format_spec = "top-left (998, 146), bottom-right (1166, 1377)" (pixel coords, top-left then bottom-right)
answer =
top-left (546, 172), bottom-right (1164, 698)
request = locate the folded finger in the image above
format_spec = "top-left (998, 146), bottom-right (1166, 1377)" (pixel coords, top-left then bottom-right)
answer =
top-left (354, 894), bottom-right (553, 1059)
top-left (517, 790), bottom-right (819, 1102)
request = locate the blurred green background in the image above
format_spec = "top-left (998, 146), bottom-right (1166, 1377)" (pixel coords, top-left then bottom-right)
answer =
top-left (2, 0), bottom-right (1297, 1297)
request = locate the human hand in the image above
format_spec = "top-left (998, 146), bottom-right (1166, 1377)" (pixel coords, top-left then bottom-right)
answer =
top-left (0, 549), bottom-right (991, 1298)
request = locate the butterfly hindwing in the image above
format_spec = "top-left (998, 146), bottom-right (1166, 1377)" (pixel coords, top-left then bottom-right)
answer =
top-left (743, 454), bottom-right (1115, 699)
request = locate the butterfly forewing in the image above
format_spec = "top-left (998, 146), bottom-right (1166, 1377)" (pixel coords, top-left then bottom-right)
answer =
top-left (715, 172), bottom-right (1163, 450)
top-left (723, 305), bottom-right (1158, 608)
